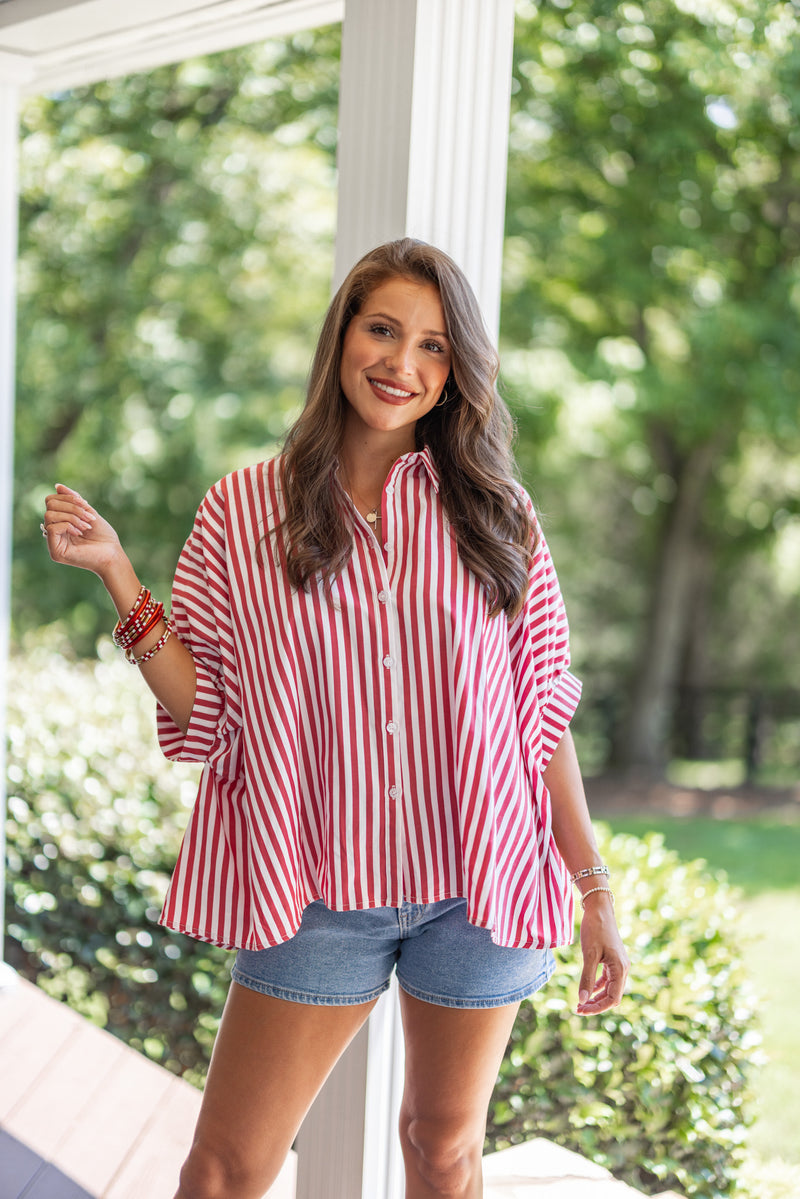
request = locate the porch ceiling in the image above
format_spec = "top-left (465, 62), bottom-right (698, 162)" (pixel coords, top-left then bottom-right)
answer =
top-left (0, 0), bottom-right (343, 92)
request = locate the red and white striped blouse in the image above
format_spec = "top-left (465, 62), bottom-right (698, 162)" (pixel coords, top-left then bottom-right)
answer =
top-left (157, 448), bottom-right (582, 950)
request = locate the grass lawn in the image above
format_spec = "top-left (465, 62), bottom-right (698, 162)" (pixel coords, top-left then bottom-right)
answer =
top-left (599, 811), bottom-right (800, 1193)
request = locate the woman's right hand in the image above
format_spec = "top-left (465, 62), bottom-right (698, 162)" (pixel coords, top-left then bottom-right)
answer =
top-left (42, 484), bottom-right (197, 733)
top-left (42, 484), bottom-right (124, 580)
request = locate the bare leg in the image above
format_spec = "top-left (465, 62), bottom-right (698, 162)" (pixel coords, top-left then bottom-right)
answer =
top-left (174, 981), bottom-right (378, 1199)
top-left (398, 991), bottom-right (520, 1198)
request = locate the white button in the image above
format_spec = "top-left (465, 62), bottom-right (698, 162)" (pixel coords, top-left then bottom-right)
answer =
top-left (386, 721), bottom-right (398, 735)
top-left (385, 484), bottom-right (394, 495)
top-left (388, 785), bottom-right (400, 799)
top-left (383, 543), bottom-right (390, 552)
top-left (378, 590), bottom-right (389, 603)
top-left (382, 656), bottom-right (394, 669)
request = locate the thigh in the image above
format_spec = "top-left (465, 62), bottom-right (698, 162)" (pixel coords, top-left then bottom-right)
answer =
top-left (190, 981), bottom-right (378, 1177)
top-left (398, 988), bottom-right (520, 1134)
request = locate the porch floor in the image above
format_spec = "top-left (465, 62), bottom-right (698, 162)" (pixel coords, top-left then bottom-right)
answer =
top-left (1, 973), bottom-right (680, 1198)
top-left (0, 972), bottom-right (295, 1198)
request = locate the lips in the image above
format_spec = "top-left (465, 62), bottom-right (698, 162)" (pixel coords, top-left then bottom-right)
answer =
top-left (367, 376), bottom-right (417, 404)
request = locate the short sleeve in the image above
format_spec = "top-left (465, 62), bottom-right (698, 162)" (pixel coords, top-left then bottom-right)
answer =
top-left (508, 490), bottom-right (582, 769)
top-left (156, 480), bottom-right (242, 778)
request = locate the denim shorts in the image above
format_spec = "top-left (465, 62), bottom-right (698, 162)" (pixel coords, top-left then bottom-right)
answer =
top-left (231, 898), bottom-right (555, 1009)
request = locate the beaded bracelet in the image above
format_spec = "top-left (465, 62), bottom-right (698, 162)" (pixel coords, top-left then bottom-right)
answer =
top-left (118, 609), bottom-right (165, 651)
top-left (127, 602), bottom-right (165, 647)
top-left (125, 620), bottom-right (174, 665)
top-left (113, 591), bottom-right (165, 651)
top-left (115, 585), bottom-right (149, 632)
top-left (113, 587), bottom-right (155, 648)
top-left (571, 865), bottom-right (610, 882)
top-left (580, 886), bottom-right (615, 910)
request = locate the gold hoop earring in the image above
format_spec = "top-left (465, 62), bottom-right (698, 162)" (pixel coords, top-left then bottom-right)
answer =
top-left (435, 386), bottom-right (450, 408)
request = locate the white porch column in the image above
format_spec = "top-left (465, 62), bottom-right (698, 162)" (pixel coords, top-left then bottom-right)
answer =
top-left (333, 0), bottom-right (515, 337)
top-left (0, 53), bottom-right (33, 976)
top-left (295, 5), bottom-right (515, 1198)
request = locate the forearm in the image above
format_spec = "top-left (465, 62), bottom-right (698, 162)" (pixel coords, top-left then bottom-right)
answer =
top-left (100, 551), bottom-right (197, 734)
top-left (544, 727), bottom-right (628, 1013)
top-left (543, 729), bottom-right (609, 899)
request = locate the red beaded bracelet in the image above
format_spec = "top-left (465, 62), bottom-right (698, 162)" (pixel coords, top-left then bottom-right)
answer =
top-left (127, 602), bottom-right (165, 647)
top-left (113, 587), bottom-right (151, 648)
top-left (115, 585), bottom-right (149, 630)
top-left (114, 599), bottom-right (164, 650)
top-left (125, 619), bottom-right (174, 665)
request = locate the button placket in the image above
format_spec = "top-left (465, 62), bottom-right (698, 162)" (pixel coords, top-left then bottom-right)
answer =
top-left (373, 485), bottom-right (406, 895)
top-left (384, 460), bottom-right (419, 900)
top-left (380, 479), bottom-right (394, 565)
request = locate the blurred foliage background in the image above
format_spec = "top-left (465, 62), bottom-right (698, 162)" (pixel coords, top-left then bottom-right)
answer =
top-left (13, 29), bottom-right (340, 650)
top-left (11, 1), bottom-right (800, 779)
top-left (6, 2), bottom-right (800, 1197)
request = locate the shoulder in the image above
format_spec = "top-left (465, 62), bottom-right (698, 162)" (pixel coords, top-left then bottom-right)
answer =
top-left (508, 480), bottom-right (543, 554)
top-left (512, 480), bottom-right (537, 519)
top-left (201, 456), bottom-right (280, 508)
top-left (192, 457), bottom-right (282, 536)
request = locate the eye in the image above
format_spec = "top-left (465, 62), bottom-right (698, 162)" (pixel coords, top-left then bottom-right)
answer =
top-left (422, 339), bottom-right (446, 354)
top-left (368, 323), bottom-right (393, 337)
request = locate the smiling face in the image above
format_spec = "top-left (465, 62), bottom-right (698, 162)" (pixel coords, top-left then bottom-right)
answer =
top-left (339, 276), bottom-right (452, 452)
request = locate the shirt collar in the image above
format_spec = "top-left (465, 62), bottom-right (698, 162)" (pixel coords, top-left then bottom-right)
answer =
top-left (333, 446), bottom-right (440, 494)
top-left (397, 445), bottom-right (440, 493)
top-left (417, 445), bottom-right (440, 492)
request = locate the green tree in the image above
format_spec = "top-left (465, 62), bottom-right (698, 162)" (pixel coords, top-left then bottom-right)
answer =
top-left (503, 0), bottom-right (800, 772)
top-left (14, 31), bottom-right (339, 649)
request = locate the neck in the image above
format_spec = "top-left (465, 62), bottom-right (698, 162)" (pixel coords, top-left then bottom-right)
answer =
top-left (339, 425), bottom-right (417, 498)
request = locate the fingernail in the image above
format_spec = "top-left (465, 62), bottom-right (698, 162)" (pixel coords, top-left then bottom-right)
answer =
top-left (579, 989), bottom-right (589, 1005)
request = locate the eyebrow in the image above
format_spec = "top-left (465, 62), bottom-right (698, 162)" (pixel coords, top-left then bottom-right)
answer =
top-left (363, 311), bottom-right (450, 341)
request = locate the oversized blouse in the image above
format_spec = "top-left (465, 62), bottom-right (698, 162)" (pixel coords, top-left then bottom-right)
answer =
top-left (156, 447), bottom-right (582, 950)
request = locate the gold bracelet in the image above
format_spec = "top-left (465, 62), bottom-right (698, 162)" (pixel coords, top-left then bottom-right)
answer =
top-left (579, 886), bottom-right (615, 910)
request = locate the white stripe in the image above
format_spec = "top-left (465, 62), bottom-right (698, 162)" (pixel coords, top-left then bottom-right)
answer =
top-left (156, 453), bottom-right (581, 949)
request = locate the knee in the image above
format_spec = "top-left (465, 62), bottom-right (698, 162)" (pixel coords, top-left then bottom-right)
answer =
top-left (176, 1138), bottom-right (277, 1199)
top-left (399, 1111), bottom-right (482, 1196)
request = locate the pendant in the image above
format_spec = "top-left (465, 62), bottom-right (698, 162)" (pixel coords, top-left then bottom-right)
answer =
top-left (366, 509), bottom-right (378, 525)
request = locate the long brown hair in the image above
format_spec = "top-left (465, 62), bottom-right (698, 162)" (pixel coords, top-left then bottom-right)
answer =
top-left (278, 238), bottom-right (535, 619)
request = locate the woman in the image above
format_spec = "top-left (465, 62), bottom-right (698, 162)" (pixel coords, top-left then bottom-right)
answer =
top-left (43, 238), bottom-right (628, 1199)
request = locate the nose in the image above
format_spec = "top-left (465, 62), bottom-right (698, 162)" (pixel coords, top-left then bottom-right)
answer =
top-left (384, 338), bottom-right (415, 375)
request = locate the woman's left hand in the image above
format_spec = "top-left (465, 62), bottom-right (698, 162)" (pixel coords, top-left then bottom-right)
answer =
top-left (576, 896), bottom-right (629, 1015)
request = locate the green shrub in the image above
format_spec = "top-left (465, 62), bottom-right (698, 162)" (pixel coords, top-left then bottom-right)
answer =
top-left (4, 630), bottom-right (229, 1085)
top-left (5, 633), bottom-right (760, 1194)
top-left (487, 826), bottom-right (760, 1197)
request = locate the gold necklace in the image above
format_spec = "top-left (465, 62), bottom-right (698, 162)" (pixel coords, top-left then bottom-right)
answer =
top-left (342, 467), bottom-right (381, 526)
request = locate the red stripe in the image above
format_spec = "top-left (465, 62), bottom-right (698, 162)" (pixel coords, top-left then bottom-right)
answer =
top-left (156, 454), bottom-right (581, 949)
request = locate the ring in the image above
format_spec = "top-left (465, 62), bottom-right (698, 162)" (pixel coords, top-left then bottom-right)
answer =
top-left (40, 522), bottom-right (47, 538)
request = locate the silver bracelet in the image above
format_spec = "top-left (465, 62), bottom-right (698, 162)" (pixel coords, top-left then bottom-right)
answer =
top-left (571, 865), bottom-right (610, 882)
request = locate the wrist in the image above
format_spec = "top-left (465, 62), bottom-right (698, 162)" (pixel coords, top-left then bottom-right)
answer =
top-left (98, 551), bottom-right (141, 613)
